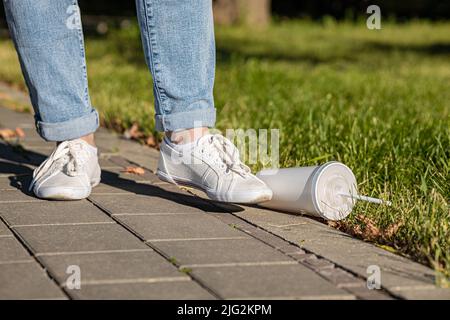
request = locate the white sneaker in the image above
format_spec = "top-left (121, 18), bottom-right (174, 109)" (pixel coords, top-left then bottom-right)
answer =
top-left (157, 134), bottom-right (273, 204)
top-left (29, 139), bottom-right (101, 200)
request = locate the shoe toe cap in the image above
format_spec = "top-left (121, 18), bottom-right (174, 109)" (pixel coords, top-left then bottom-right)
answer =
top-left (230, 175), bottom-right (273, 203)
top-left (33, 175), bottom-right (91, 200)
top-left (35, 185), bottom-right (90, 200)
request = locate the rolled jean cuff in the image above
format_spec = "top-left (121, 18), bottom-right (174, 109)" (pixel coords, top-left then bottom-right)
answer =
top-left (37, 109), bottom-right (100, 142)
top-left (155, 107), bottom-right (216, 132)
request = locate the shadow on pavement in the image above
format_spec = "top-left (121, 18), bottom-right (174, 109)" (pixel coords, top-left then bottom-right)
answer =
top-left (0, 141), bottom-right (243, 213)
top-left (100, 169), bottom-right (244, 213)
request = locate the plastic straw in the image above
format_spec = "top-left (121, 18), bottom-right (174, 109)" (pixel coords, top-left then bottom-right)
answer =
top-left (339, 193), bottom-right (392, 206)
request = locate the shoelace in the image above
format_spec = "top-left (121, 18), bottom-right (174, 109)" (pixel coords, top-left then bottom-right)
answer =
top-left (198, 134), bottom-right (251, 177)
top-left (29, 140), bottom-right (89, 191)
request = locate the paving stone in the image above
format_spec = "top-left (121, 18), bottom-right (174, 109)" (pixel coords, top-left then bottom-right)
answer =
top-left (318, 268), bottom-right (363, 288)
top-left (154, 182), bottom-right (194, 194)
top-left (26, 146), bottom-right (53, 156)
top-left (0, 262), bottom-right (67, 299)
top-left (19, 135), bottom-right (42, 142)
top-left (113, 140), bottom-right (160, 173)
top-left (155, 184), bottom-right (227, 212)
top-left (344, 284), bottom-right (393, 300)
top-left (239, 226), bottom-right (305, 254)
top-left (90, 194), bottom-right (205, 214)
top-left (95, 132), bottom-right (123, 153)
top-left (0, 160), bottom-right (33, 176)
top-left (0, 146), bottom-right (44, 171)
top-left (391, 287), bottom-right (450, 300)
top-left (97, 169), bottom-right (232, 213)
top-left (101, 167), bottom-right (160, 183)
top-left (116, 213), bottom-right (247, 241)
top-left (0, 108), bottom-right (28, 125)
top-left (191, 264), bottom-right (354, 299)
top-left (107, 155), bottom-right (139, 168)
top-left (0, 220), bottom-right (12, 236)
top-left (0, 237), bottom-right (33, 263)
top-left (194, 196), bottom-right (242, 214)
top-left (288, 252), bottom-right (316, 261)
top-left (277, 243), bottom-right (307, 255)
top-left (5, 163), bottom-right (221, 213)
top-left (234, 206), bottom-right (442, 296)
top-left (0, 200), bottom-right (113, 226)
top-left (0, 177), bottom-right (17, 190)
top-left (95, 127), bottom-right (120, 139)
top-left (0, 84), bottom-right (31, 106)
top-left (0, 108), bottom-right (27, 125)
top-left (91, 182), bottom-right (137, 194)
top-left (13, 150), bottom-right (46, 167)
top-left (97, 145), bottom-right (116, 155)
top-left (15, 127), bottom-right (41, 139)
top-left (0, 142), bottom-right (34, 165)
top-left (193, 195), bottom-right (245, 214)
top-left (13, 223), bottom-right (149, 254)
top-left (92, 181), bottom-right (196, 198)
top-left (209, 216), bottom-right (296, 259)
top-left (0, 189), bottom-right (39, 203)
top-left (303, 257), bottom-right (335, 270)
top-left (98, 158), bottom-right (122, 168)
top-left (239, 205), bottom-right (313, 227)
top-left (20, 141), bottom-right (53, 149)
top-left (70, 280), bottom-right (214, 300)
top-left (152, 238), bottom-right (294, 266)
top-left (39, 250), bottom-right (188, 285)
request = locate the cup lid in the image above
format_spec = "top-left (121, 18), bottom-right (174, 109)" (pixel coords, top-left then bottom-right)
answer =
top-left (312, 162), bottom-right (357, 220)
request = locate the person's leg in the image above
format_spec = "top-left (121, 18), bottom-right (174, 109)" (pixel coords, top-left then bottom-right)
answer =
top-left (135, 0), bottom-right (216, 134)
top-left (135, 0), bottom-right (272, 203)
top-left (3, 0), bottom-right (100, 199)
top-left (3, 0), bottom-right (98, 142)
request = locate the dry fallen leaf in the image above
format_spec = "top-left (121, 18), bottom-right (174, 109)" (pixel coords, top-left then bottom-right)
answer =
top-left (145, 135), bottom-right (157, 147)
top-left (352, 224), bottom-right (363, 237)
top-left (383, 222), bottom-right (403, 239)
top-left (0, 128), bottom-right (17, 139)
top-left (0, 127), bottom-right (26, 140)
top-left (0, 92), bottom-right (12, 100)
top-left (15, 127), bottom-right (25, 138)
top-left (356, 214), bottom-right (381, 241)
top-left (123, 123), bottom-right (144, 140)
top-left (122, 166), bottom-right (145, 175)
top-left (327, 221), bottom-right (338, 228)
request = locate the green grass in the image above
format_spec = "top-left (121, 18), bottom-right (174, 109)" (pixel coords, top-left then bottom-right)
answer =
top-left (0, 19), bottom-right (449, 280)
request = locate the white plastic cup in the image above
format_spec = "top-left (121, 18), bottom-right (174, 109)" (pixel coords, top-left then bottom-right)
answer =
top-left (256, 161), bottom-right (358, 221)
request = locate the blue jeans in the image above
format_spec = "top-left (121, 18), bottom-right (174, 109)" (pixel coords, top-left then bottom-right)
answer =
top-left (3, 0), bottom-right (216, 141)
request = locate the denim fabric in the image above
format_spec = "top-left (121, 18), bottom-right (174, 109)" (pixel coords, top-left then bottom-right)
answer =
top-left (135, 0), bottom-right (216, 131)
top-left (3, 0), bottom-right (216, 141)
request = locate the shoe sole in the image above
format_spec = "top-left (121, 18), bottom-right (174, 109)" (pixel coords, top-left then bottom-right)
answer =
top-left (156, 170), bottom-right (272, 204)
top-left (34, 178), bottom-right (101, 201)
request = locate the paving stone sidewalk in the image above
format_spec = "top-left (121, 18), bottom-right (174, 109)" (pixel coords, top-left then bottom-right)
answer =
top-left (0, 83), bottom-right (449, 300)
